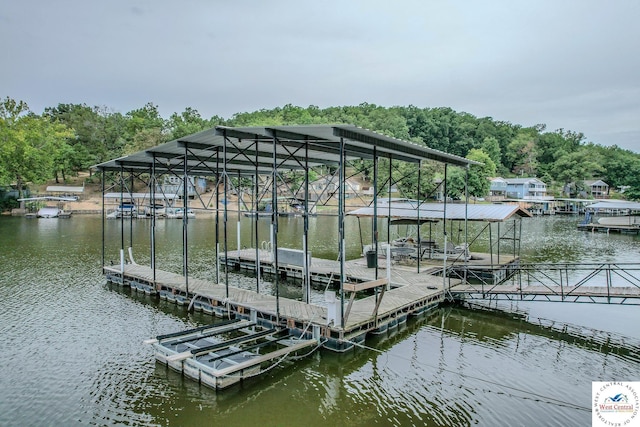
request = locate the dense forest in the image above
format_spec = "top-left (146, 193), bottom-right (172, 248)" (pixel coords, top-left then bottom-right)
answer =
top-left (1, 96), bottom-right (640, 205)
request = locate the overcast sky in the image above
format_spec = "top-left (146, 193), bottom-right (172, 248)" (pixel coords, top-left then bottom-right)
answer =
top-left (2, 1), bottom-right (639, 151)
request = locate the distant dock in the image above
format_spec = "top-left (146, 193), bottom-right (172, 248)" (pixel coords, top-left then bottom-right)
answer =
top-left (577, 222), bottom-right (640, 234)
top-left (577, 201), bottom-right (640, 234)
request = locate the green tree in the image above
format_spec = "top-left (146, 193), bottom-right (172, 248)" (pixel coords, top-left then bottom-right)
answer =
top-left (0, 97), bottom-right (73, 197)
top-left (389, 161), bottom-right (440, 200)
top-left (623, 187), bottom-right (640, 201)
top-left (480, 137), bottom-right (502, 172)
top-left (167, 107), bottom-right (224, 140)
top-left (45, 103), bottom-right (128, 169)
top-left (505, 130), bottom-right (538, 176)
top-left (52, 139), bottom-right (79, 183)
top-left (597, 145), bottom-right (640, 191)
top-left (123, 103), bottom-right (167, 154)
top-left (466, 148), bottom-right (496, 197)
top-left (445, 167), bottom-right (466, 199)
top-left (552, 148), bottom-right (603, 191)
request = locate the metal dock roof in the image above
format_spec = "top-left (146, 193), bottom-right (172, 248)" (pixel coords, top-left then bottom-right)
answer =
top-left (585, 201), bottom-right (640, 210)
top-left (347, 201), bottom-right (532, 222)
top-left (94, 124), bottom-right (478, 174)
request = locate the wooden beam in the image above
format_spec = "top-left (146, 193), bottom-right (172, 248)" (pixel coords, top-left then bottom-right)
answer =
top-left (343, 278), bottom-right (389, 324)
top-left (343, 278), bottom-right (389, 293)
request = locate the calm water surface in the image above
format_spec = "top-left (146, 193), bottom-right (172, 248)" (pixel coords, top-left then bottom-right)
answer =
top-left (0, 215), bottom-right (639, 426)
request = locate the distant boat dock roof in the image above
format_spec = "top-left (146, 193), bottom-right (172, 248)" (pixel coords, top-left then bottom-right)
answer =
top-left (348, 201), bottom-right (532, 222)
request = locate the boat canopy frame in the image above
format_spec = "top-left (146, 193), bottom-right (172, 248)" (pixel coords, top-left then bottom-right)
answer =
top-left (95, 124), bottom-right (476, 174)
top-left (95, 124), bottom-right (481, 331)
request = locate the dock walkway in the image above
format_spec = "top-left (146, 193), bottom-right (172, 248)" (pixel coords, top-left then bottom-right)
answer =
top-left (450, 283), bottom-right (640, 304)
top-left (449, 261), bottom-right (640, 305)
top-left (577, 223), bottom-right (640, 234)
top-left (219, 248), bottom-right (516, 286)
top-left (104, 262), bottom-right (448, 350)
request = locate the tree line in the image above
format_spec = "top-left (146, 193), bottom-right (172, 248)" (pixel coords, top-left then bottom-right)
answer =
top-left (1, 97), bottom-right (639, 202)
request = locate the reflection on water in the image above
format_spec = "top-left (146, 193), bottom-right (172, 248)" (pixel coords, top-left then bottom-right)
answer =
top-left (520, 216), bottom-right (640, 263)
top-left (0, 215), bottom-right (639, 426)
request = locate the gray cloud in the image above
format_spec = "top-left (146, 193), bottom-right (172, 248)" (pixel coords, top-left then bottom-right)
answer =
top-left (2, 0), bottom-right (639, 151)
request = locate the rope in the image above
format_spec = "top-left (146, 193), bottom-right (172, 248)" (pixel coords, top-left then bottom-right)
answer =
top-left (210, 312), bottom-right (327, 381)
top-left (323, 252), bottom-right (343, 293)
top-left (216, 337), bottom-right (327, 380)
top-left (294, 314), bottom-right (321, 340)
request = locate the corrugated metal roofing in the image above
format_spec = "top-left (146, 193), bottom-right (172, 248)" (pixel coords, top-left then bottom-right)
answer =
top-left (586, 201), bottom-right (640, 210)
top-left (347, 201), bottom-right (532, 222)
top-left (504, 177), bottom-right (545, 184)
top-left (46, 185), bottom-right (84, 193)
top-left (94, 124), bottom-right (478, 174)
top-left (103, 192), bottom-right (178, 200)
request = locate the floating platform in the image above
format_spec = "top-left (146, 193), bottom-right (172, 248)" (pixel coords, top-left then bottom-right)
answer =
top-left (104, 262), bottom-right (447, 352)
top-left (218, 248), bottom-right (518, 287)
top-left (577, 222), bottom-right (640, 234)
top-left (146, 318), bottom-right (317, 390)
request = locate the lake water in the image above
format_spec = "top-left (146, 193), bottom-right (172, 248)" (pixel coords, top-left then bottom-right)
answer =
top-left (0, 214), bottom-right (639, 426)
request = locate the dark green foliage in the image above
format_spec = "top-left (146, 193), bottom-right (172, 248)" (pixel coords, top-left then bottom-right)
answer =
top-left (3, 97), bottom-right (640, 200)
top-left (623, 187), bottom-right (640, 201)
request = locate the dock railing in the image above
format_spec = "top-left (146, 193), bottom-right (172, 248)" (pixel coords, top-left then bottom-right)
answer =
top-left (448, 262), bottom-right (640, 304)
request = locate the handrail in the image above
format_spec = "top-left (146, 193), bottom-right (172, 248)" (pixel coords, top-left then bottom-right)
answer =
top-left (449, 262), bottom-right (640, 305)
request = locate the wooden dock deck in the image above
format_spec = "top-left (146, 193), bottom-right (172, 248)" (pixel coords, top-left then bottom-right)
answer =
top-left (219, 248), bottom-right (518, 287)
top-left (577, 223), bottom-right (640, 234)
top-left (104, 249), bottom-right (522, 351)
top-left (104, 262), bottom-right (449, 351)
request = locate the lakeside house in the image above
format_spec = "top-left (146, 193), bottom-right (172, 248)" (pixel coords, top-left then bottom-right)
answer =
top-left (563, 179), bottom-right (610, 199)
top-left (308, 175), bottom-right (362, 201)
top-left (504, 177), bottom-right (547, 199)
top-left (584, 179), bottom-right (609, 199)
top-left (489, 177), bottom-right (508, 198)
top-left (0, 185), bottom-right (30, 201)
top-left (159, 176), bottom-right (206, 199)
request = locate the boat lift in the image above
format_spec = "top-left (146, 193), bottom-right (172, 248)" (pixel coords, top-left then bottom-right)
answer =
top-left (95, 124), bottom-right (477, 326)
top-left (95, 124), bottom-right (480, 387)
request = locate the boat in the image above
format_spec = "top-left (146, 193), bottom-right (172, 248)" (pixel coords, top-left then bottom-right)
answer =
top-left (166, 208), bottom-right (195, 219)
top-left (106, 210), bottom-right (119, 219)
top-left (598, 216), bottom-right (640, 227)
top-left (106, 203), bottom-right (137, 219)
top-left (37, 207), bottom-right (64, 218)
top-left (175, 208), bottom-right (195, 219)
top-left (143, 204), bottom-right (165, 217)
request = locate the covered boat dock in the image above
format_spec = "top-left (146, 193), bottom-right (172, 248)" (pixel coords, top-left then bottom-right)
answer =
top-left (578, 200), bottom-right (640, 234)
top-left (95, 124), bottom-right (480, 385)
top-left (347, 200), bottom-right (532, 283)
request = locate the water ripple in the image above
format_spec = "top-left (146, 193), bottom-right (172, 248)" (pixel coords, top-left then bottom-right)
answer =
top-left (1, 216), bottom-right (639, 426)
